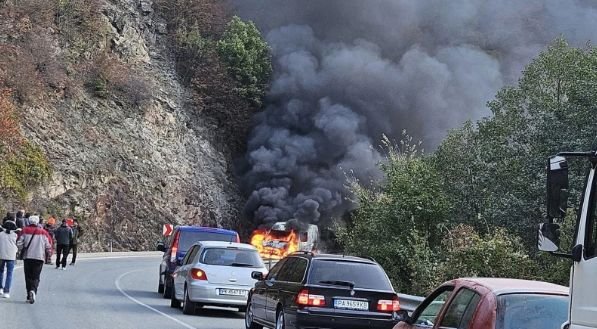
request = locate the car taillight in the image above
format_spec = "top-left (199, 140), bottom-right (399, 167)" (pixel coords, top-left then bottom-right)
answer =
top-left (191, 268), bottom-right (208, 281)
top-left (296, 289), bottom-right (326, 307)
top-left (235, 234), bottom-right (240, 243)
top-left (170, 232), bottom-right (179, 263)
top-left (377, 296), bottom-right (400, 312)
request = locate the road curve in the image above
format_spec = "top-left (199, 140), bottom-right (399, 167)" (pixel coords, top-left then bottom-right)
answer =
top-left (0, 254), bottom-right (245, 329)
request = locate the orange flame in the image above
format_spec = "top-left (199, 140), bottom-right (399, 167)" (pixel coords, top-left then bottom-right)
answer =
top-left (250, 228), bottom-right (299, 260)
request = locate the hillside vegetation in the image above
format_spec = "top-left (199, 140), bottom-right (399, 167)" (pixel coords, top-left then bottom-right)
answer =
top-left (338, 39), bottom-right (595, 295)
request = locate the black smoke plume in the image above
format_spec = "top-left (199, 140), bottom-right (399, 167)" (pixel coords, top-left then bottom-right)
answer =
top-left (234, 0), bottom-right (597, 227)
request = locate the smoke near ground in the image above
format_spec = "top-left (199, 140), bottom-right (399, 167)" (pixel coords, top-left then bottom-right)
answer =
top-left (234, 0), bottom-right (597, 227)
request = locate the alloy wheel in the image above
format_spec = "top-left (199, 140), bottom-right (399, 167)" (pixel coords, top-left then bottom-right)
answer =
top-left (275, 310), bottom-right (285, 329)
top-left (245, 302), bottom-right (253, 328)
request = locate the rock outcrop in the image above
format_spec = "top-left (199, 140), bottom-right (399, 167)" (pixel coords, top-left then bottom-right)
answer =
top-left (18, 0), bottom-right (242, 251)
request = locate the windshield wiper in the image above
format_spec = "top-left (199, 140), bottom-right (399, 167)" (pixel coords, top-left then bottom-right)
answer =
top-left (230, 263), bottom-right (255, 267)
top-left (318, 280), bottom-right (355, 289)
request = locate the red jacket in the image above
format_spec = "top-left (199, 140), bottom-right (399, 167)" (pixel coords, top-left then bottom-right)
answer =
top-left (18, 225), bottom-right (53, 261)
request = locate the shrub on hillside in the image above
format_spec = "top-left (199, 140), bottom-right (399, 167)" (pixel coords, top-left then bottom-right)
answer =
top-left (86, 54), bottom-right (151, 106)
top-left (436, 225), bottom-right (537, 281)
top-left (217, 16), bottom-right (272, 106)
top-left (0, 142), bottom-right (52, 201)
top-left (175, 26), bottom-right (213, 83)
top-left (0, 90), bottom-right (24, 153)
top-left (0, 45), bottom-right (46, 104)
top-left (56, 0), bottom-right (106, 61)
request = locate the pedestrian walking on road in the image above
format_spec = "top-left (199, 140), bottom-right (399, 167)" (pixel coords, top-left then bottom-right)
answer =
top-left (2, 212), bottom-right (12, 225)
top-left (17, 216), bottom-right (51, 304)
top-left (23, 213), bottom-right (31, 227)
top-left (54, 220), bottom-right (72, 270)
top-left (43, 218), bottom-right (56, 265)
top-left (15, 211), bottom-right (24, 229)
top-left (69, 219), bottom-right (83, 266)
top-left (0, 220), bottom-right (18, 299)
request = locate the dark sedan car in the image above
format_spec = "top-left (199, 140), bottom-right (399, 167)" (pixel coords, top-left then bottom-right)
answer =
top-left (245, 252), bottom-right (400, 329)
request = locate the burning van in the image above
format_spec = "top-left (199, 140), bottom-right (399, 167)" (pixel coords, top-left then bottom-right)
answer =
top-left (250, 221), bottom-right (319, 263)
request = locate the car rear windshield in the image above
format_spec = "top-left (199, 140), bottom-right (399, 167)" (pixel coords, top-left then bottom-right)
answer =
top-left (267, 230), bottom-right (291, 240)
top-left (308, 259), bottom-right (393, 291)
top-left (496, 293), bottom-right (568, 329)
top-left (200, 248), bottom-right (264, 268)
top-left (179, 231), bottom-right (236, 251)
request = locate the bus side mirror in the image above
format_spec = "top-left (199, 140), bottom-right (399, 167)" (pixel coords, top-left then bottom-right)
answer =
top-left (538, 223), bottom-right (561, 252)
top-left (547, 156), bottom-right (569, 219)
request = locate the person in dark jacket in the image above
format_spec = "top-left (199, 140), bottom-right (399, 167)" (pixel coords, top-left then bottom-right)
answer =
top-left (15, 211), bottom-right (25, 229)
top-left (68, 219), bottom-right (83, 266)
top-left (23, 213), bottom-right (31, 227)
top-left (54, 220), bottom-right (72, 270)
top-left (2, 212), bottom-right (12, 225)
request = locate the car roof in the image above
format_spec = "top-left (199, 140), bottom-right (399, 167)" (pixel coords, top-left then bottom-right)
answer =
top-left (450, 278), bottom-right (569, 296)
top-left (307, 253), bottom-right (377, 264)
top-left (175, 226), bottom-right (238, 235)
top-left (194, 241), bottom-right (257, 250)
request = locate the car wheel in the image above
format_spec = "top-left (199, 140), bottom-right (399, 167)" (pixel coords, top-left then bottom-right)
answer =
top-left (170, 284), bottom-right (181, 309)
top-left (245, 301), bottom-right (263, 329)
top-left (158, 271), bottom-right (164, 294)
top-left (162, 277), bottom-right (172, 299)
top-left (275, 309), bottom-right (286, 329)
top-left (182, 286), bottom-right (196, 315)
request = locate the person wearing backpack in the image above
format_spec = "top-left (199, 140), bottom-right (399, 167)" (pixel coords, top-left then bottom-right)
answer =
top-left (0, 219), bottom-right (18, 299)
top-left (54, 219), bottom-right (72, 270)
top-left (17, 215), bottom-right (51, 304)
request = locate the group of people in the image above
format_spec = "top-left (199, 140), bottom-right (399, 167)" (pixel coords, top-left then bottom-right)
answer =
top-left (0, 210), bottom-right (83, 304)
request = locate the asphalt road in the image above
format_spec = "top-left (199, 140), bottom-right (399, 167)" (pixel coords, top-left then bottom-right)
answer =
top-left (0, 254), bottom-right (246, 329)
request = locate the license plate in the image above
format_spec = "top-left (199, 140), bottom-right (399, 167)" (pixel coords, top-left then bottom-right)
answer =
top-left (334, 299), bottom-right (368, 311)
top-left (218, 289), bottom-right (248, 297)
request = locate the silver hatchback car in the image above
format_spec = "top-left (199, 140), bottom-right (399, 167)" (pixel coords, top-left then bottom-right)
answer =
top-left (170, 241), bottom-right (267, 315)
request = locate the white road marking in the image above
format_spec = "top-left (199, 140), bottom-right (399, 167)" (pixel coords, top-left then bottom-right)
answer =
top-left (115, 269), bottom-right (197, 329)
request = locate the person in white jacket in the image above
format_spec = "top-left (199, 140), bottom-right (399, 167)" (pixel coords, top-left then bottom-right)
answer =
top-left (17, 215), bottom-right (51, 304)
top-left (0, 219), bottom-right (18, 299)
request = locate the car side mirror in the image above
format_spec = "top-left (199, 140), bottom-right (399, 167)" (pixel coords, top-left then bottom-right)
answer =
top-left (547, 156), bottom-right (569, 219)
top-left (395, 310), bottom-right (412, 324)
top-left (251, 271), bottom-right (265, 281)
top-left (538, 223), bottom-right (561, 252)
top-left (156, 242), bottom-right (165, 252)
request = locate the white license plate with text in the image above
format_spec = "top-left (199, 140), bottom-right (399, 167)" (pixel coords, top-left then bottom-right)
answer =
top-left (218, 289), bottom-right (248, 297)
top-left (333, 299), bottom-right (368, 311)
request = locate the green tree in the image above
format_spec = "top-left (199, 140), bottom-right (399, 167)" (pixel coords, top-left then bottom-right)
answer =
top-left (436, 39), bottom-right (597, 247)
top-left (337, 141), bottom-right (450, 294)
top-left (217, 16), bottom-right (272, 105)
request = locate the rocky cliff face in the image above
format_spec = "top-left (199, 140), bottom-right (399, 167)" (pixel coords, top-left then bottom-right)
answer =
top-left (13, 0), bottom-right (242, 251)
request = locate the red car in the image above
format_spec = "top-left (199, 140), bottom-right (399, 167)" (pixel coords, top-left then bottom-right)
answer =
top-left (394, 278), bottom-right (568, 329)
